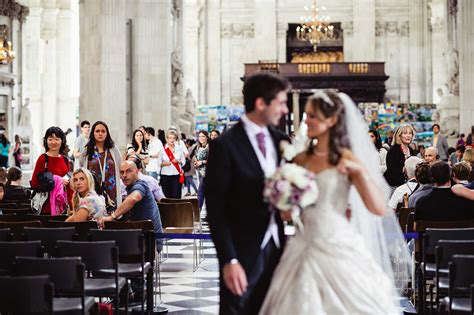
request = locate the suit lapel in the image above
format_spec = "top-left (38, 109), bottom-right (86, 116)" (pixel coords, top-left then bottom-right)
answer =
top-left (268, 126), bottom-right (282, 163)
top-left (234, 121), bottom-right (264, 176)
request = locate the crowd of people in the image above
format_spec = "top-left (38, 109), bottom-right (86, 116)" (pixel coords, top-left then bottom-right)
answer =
top-left (367, 121), bottom-right (474, 223)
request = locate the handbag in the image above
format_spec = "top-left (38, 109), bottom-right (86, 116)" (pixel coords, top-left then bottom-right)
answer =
top-left (164, 146), bottom-right (184, 184)
top-left (34, 154), bottom-right (68, 192)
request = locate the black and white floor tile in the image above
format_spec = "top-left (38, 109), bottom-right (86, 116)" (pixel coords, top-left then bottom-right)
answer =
top-left (158, 238), bottom-right (220, 314)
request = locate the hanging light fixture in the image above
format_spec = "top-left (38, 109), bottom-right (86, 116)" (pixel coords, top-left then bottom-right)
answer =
top-left (296, 0), bottom-right (335, 52)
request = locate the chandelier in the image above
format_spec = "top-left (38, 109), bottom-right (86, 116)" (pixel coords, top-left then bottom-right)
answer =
top-left (296, 0), bottom-right (335, 52)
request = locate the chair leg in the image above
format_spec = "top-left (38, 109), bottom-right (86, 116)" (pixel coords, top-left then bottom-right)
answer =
top-left (146, 267), bottom-right (154, 312)
top-left (429, 284), bottom-right (434, 315)
top-left (125, 281), bottom-right (129, 315)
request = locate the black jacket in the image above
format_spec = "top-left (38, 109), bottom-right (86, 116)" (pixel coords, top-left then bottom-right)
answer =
top-left (415, 187), bottom-right (474, 221)
top-left (204, 121), bottom-right (288, 272)
top-left (384, 144), bottom-right (415, 187)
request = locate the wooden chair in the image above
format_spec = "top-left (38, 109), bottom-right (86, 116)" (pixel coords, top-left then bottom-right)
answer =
top-left (415, 220), bottom-right (474, 232)
top-left (157, 202), bottom-right (200, 270)
top-left (160, 198), bottom-right (200, 226)
top-left (24, 214), bottom-right (68, 225)
top-left (398, 207), bottom-right (415, 233)
top-left (1, 207), bottom-right (32, 216)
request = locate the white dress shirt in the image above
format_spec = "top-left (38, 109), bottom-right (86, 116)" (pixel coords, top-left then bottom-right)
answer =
top-left (146, 137), bottom-right (164, 173)
top-left (241, 114), bottom-right (280, 249)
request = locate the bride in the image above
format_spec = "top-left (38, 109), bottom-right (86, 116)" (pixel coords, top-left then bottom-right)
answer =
top-left (260, 90), bottom-right (409, 314)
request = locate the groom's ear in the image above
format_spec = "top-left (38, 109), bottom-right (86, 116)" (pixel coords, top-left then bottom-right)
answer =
top-left (254, 97), bottom-right (267, 112)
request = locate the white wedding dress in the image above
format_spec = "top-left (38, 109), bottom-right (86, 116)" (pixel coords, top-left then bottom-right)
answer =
top-left (260, 168), bottom-right (401, 315)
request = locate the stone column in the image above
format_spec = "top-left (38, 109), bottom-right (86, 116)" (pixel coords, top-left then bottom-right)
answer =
top-left (56, 0), bottom-right (78, 144)
top-left (183, 0), bottom-right (200, 102)
top-left (384, 21), bottom-right (401, 102)
top-left (409, 0), bottom-right (428, 103)
top-left (430, 0), bottom-right (448, 103)
top-left (255, 0), bottom-right (277, 61)
top-left (352, 0), bottom-right (375, 61)
top-left (132, 0), bottom-right (172, 132)
top-left (458, 0), bottom-right (474, 134)
top-left (205, 0), bottom-right (221, 104)
top-left (277, 22), bottom-right (288, 63)
top-left (40, 6), bottom-right (59, 131)
top-left (22, 5), bottom-right (43, 159)
top-left (79, 0), bottom-right (128, 147)
top-left (341, 21), bottom-right (353, 61)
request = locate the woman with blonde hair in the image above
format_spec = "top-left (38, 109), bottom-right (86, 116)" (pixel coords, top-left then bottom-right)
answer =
top-left (158, 128), bottom-right (186, 198)
top-left (66, 167), bottom-right (106, 222)
top-left (384, 124), bottom-right (416, 194)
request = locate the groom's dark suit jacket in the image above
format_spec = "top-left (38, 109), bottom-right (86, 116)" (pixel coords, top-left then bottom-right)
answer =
top-left (205, 120), bottom-right (288, 273)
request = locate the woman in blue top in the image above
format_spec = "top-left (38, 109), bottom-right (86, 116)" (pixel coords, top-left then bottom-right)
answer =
top-left (0, 133), bottom-right (11, 168)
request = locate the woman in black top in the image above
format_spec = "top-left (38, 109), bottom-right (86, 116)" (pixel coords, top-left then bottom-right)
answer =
top-left (4, 166), bottom-right (31, 201)
top-left (384, 124), bottom-right (416, 193)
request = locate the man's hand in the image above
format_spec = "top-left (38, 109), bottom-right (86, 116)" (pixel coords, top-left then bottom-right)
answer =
top-left (99, 215), bottom-right (113, 228)
top-left (223, 261), bottom-right (248, 296)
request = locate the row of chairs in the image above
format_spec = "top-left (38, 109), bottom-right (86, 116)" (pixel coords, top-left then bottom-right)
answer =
top-left (416, 227), bottom-right (474, 314)
top-left (0, 225), bottom-right (156, 314)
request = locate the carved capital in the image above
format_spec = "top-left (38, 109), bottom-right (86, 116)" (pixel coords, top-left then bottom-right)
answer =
top-left (0, 0), bottom-right (29, 23)
top-left (221, 23), bottom-right (254, 39)
top-left (375, 21), bottom-right (385, 37)
top-left (400, 21), bottom-right (409, 37)
top-left (430, 17), bottom-right (445, 33)
top-left (385, 21), bottom-right (399, 36)
top-left (448, 0), bottom-right (458, 16)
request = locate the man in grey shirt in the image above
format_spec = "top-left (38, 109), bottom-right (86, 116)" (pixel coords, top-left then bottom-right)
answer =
top-left (73, 120), bottom-right (90, 170)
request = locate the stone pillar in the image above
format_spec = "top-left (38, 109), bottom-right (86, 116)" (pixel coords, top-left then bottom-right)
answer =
top-left (409, 0), bottom-right (428, 103)
top-left (40, 6), bottom-right (59, 131)
top-left (277, 22), bottom-right (288, 63)
top-left (23, 5), bottom-right (43, 159)
top-left (79, 0), bottom-right (128, 147)
top-left (205, 0), bottom-right (221, 104)
top-left (255, 0), bottom-right (277, 61)
top-left (56, 0), bottom-right (78, 145)
top-left (352, 0), bottom-right (375, 61)
top-left (430, 0), bottom-right (448, 103)
top-left (132, 0), bottom-right (172, 132)
top-left (458, 0), bottom-right (474, 134)
top-left (182, 0), bottom-right (200, 102)
top-left (341, 21), bottom-right (353, 61)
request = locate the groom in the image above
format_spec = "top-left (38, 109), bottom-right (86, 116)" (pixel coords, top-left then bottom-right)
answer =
top-left (205, 73), bottom-right (290, 314)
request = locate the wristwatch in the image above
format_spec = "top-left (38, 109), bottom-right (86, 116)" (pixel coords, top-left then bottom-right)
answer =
top-left (229, 258), bottom-right (239, 265)
top-left (111, 212), bottom-right (117, 220)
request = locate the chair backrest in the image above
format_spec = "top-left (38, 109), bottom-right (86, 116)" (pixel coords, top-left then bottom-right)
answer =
top-left (0, 214), bottom-right (29, 222)
top-left (56, 240), bottom-right (117, 272)
top-left (0, 241), bottom-right (43, 272)
top-left (24, 214), bottom-right (68, 224)
top-left (90, 229), bottom-right (144, 262)
top-left (415, 220), bottom-right (474, 231)
top-left (0, 275), bottom-right (53, 314)
top-left (15, 256), bottom-right (84, 296)
top-left (0, 202), bottom-right (17, 210)
top-left (436, 240), bottom-right (474, 269)
top-left (424, 228), bottom-right (474, 255)
top-left (0, 220), bottom-right (42, 241)
top-left (158, 202), bottom-right (194, 229)
top-left (161, 198), bottom-right (200, 222)
top-left (103, 220), bottom-right (156, 262)
top-left (0, 228), bottom-right (10, 241)
top-left (44, 220), bottom-right (98, 241)
top-left (449, 255), bottom-right (474, 293)
top-left (24, 227), bottom-right (76, 255)
top-left (1, 208), bottom-right (31, 215)
top-left (398, 207), bottom-right (414, 233)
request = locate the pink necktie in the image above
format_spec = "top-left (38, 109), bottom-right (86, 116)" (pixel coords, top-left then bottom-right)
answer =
top-left (256, 132), bottom-right (266, 158)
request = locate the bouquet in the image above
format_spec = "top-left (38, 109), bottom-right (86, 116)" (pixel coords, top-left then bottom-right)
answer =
top-left (264, 163), bottom-right (319, 230)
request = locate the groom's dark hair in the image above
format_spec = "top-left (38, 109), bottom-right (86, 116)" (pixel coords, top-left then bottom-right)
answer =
top-left (243, 73), bottom-right (290, 113)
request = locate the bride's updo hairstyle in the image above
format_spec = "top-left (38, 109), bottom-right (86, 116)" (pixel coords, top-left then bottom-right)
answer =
top-left (306, 89), bottom-right (351, 165)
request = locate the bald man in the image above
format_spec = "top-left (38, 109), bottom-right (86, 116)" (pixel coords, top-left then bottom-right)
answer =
top-left (100, 161), bottom-right (163, 251)
top-left (424, 146), bottom-right (439, 164)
